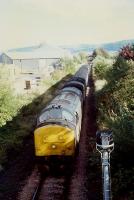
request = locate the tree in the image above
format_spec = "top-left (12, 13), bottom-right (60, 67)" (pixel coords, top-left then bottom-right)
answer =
top-left (119, 44), bottom-right (134, 60)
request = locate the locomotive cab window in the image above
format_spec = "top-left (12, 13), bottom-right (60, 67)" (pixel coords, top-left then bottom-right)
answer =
top-left (39, 111), bottom-right (49, 122)
top-left (49, 108), bottom-right (62, 119)
top-left (62, 110), bottom-right (75, 123)
top-left (39, 108), bottom-right (62, 123)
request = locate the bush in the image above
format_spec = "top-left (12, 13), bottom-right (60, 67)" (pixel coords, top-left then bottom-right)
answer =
top-left (119, 44), bottom-right (134, 60)
top-left (93, 48), bottom-right (110, 58)
top-left (93, 55), bottom-right (113, 79)
top-left (94, 54), bottom-right (134, 199)
top-left (0, 84), bottom-right (21, 127)
top-left (60, 57), bottom-right (77, 74)
top-left (105, 56), bottom-right (130, 84)
top-left (60, 53), bottom-right (87, 75)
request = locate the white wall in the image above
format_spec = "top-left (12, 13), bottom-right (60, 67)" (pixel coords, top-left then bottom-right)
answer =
top-left (13, 59), bottom-right (39, 73)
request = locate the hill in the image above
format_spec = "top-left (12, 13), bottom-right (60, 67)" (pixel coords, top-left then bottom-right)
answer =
top-left (8, 39), bottom-right (134, 54)
top-left (62, 39), bottom-right (134, 53)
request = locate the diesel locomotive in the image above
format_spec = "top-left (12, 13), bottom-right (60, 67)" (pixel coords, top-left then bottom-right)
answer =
top-left (34, 64), bottom-right (90, 169)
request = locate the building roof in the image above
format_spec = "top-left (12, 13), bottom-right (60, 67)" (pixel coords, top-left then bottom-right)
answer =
top-left (0, 52), bottom-right (11, 57)
top-left (0, 52), bottom-right (4, 56)
top-left (7, 43), bottom-right (72, 60)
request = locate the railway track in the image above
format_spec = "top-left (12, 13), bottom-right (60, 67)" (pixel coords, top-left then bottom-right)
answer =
top-left (18, 165), bottom-right (73, 200)
top-left (31, 178), bottom-right (43, 200)
top-left (17, 65), bottom-right (98, 200)
top-left (30, 173), bottom-right (71, 200)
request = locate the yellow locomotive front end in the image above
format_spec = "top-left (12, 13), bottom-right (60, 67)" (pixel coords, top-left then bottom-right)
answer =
top-left (34, 125), bottom-right (75, 157)
top-left (34, 84), bottom-right (83, 171)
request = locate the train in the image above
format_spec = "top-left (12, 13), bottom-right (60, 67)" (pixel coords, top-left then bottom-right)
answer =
top-left (34, 64), bottom-right (90, 171)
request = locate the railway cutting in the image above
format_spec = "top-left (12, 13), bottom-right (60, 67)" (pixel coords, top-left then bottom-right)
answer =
top-left (17, 63), bottom-right (98, 200)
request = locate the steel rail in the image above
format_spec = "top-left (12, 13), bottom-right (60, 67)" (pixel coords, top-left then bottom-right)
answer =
top-left (32, 179), bottom-right (43, 200)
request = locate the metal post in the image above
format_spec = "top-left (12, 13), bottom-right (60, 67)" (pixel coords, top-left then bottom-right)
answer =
top-left (96, 130), bottom-right (114, 200)
top-left (102, 151), bottom-right (111, 200)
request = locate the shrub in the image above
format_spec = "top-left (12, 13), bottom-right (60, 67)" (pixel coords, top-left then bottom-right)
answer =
top-left (93, 48), bottom-right (110, 58)
top-left (95, 54), bottom-right (134, 199)
top-left (0, 84), bottom-right (21, 127)
top-left (119, 44), bottom-right (134, 60)
top-left (93, 55), bottom-right (113, 79)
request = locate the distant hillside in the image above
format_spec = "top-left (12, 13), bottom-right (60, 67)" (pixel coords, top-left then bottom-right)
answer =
top-left (8, 39), bottom-right (134, 54)
top-left (62, 39), bottom-right (134, 53)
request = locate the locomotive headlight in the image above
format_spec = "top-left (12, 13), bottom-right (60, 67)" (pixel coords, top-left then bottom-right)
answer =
top-left (52, 144), bottom-right (56, 149)
top-left (59, 136), bottom-right (63, 140)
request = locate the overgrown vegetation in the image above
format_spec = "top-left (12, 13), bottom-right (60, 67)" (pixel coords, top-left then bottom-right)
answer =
top-left (119, 44), bottom-right (134, 60)
top-left (0, 77), bottom-right (71, 166)
top-left (93, 48), bottom-right (134, 199)
top-left (93, 55), bottom-right (113, 79)
top-left (42, 52), bottom-right (87, 88)
top-left (0, 53), bottom-right (87, 168)
top-left (0, 84), bottom-right (20, 127)
top-left (93, 48), bottom-right (110, 59)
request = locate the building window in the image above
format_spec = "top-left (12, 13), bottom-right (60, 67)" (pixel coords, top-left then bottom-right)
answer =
top-left (25, 80), bottom-right (31, 90)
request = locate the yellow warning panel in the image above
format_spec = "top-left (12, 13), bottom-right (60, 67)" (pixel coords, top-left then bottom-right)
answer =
top-left (34, 125), bottom-right (75, 156)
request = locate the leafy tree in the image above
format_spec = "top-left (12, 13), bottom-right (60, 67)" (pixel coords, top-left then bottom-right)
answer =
top-left (93, 55), bottom-right (113, 79)
top-left (94, 53), bottom-right (134, 198)
top-left (119, 44), bottom-right (134, 60)
top-left (93, 48), bottom-right (110, 58)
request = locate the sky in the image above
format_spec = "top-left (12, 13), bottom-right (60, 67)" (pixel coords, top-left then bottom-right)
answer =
top-left (0, 0), bottom-right (134, 50)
